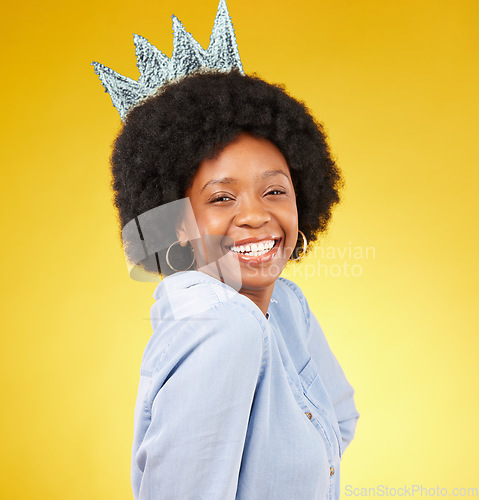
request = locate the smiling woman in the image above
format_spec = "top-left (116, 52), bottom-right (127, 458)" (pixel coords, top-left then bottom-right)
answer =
top-left (109, 69), bottom-right (359, 500)
top-left (97, 2), bottom-right (358, 498)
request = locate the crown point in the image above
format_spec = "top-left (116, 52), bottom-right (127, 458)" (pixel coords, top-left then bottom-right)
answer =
top-left (171, 14), bottom-right (185, 36)
top-left (216, 0), bottom-right (231, 19)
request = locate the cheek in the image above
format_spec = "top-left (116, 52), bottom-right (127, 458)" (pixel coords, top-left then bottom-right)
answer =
top-left (195, 211), bottom-right (229, 236)
top-left (283, 200), bottom-right (298, 227)
top-left (283, 203), bottom-right (299, 247)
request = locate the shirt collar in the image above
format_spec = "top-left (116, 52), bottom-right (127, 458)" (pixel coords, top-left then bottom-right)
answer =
top-left (153, 270), bottom-right (277, 320)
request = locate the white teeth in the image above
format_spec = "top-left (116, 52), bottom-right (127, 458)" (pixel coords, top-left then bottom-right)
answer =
top-left (229, 239), bottom-right (276, 256)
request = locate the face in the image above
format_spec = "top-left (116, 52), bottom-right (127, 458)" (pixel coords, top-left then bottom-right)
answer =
top-left (179, 132), bottom-right (298, 301)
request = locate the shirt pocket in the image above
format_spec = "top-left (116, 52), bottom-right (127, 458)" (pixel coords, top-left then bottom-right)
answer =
top-left (299, 357), bottom-right (344, 458)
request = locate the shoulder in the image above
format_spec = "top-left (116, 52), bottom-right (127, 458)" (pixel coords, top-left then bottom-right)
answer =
top-left (143, 272), bottom-right (267, 376)
top-left (152, 270), bottom-right (267, 322)
top-left (274, 276), bottom-right (312, 329)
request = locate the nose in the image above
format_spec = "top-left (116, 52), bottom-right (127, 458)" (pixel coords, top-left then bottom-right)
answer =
top-left (234, 196), bottom-right (271, 228)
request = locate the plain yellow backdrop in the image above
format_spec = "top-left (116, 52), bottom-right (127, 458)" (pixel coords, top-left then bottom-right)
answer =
top-left (1, 0), bottom-right (478, 498)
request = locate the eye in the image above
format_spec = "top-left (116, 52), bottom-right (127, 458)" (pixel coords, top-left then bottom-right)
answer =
top-left (210, 195), bottom-right (233, 203)
top-left (266, 189), bottom-right (286, 196)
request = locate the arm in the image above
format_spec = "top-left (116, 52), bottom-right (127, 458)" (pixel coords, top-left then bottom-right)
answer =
top-left (132, 304), bottom-right (264, 500)
top-left (307, 311), bottom-right (359, 453)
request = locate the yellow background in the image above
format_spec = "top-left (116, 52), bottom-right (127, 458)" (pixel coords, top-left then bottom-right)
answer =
top-left (1, 0), bottom-right (478, 497)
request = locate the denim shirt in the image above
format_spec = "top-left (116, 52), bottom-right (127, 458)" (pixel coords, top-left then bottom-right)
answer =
top-left (131, 270), bottom-right (359, 499)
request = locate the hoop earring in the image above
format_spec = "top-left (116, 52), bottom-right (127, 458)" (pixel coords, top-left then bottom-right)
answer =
top-left (165, 240), bottom-right (195, 272)
top-left (290, 230), bottom-right (308, 261)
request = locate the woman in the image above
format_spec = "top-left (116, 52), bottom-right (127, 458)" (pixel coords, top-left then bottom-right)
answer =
top-left (110, 70), bottom-right (359, 499)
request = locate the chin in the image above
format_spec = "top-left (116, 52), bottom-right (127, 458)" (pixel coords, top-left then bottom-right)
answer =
top-left (234, 258), bottom-right (287, 292)
top-left (198, 241), bottom-right (290, 292)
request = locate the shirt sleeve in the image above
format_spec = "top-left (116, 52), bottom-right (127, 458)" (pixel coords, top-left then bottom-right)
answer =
top-left (307, 311), bottom-right (359, 453)
top-left (132, 303), bottom-right (265, 500)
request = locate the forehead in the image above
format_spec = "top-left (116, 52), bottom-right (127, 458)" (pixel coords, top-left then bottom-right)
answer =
top-left (190, 133), bottom-right (292, 189)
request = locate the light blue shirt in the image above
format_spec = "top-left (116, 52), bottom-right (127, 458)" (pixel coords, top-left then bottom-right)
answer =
top-left (132, 270), bottom-right (359, 499)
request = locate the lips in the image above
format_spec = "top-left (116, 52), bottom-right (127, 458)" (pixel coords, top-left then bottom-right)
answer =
top-left (225, 237), bottom-right (280, 253)
top-left (234, 235), bottom-right (280, 246)
top-left (225, 237), bottom-right (282, 262)
top-left (226, 236), bottom-right (281, 248)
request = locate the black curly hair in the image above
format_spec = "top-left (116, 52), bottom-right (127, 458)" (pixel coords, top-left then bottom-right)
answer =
top-left (111, 69), bottom-right (343, 276)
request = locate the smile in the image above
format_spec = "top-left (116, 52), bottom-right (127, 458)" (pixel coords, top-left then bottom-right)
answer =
top-left (230, 239), bottom-right (275, 255)
top-left (225, 238), bottom-right (281, 263)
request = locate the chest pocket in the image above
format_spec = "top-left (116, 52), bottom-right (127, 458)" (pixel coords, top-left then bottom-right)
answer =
top-left (299, 357), bottom-right (344, 458)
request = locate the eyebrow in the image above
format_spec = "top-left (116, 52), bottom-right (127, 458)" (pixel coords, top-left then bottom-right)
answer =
top-left (200, 169), bottom-right (290, 193)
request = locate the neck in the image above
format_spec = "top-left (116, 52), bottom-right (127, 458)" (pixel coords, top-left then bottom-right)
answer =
top-left (239, 285), bottom-right (274, 318)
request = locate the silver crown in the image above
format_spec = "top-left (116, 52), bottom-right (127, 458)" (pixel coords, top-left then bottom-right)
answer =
top-left (92, 0), bottom-right (243, 121)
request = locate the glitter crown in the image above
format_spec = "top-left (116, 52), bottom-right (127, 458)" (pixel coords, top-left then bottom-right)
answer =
top-left (91, 0), bottom-right (243, 121)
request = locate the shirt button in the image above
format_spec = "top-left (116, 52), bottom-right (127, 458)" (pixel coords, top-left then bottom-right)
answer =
top-left (330, 467), bottom-right (335, 476)
top-left (305, 412), bottom-right (312, 420)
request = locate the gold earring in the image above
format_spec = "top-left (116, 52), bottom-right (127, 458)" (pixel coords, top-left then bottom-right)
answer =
top-left (165, 240), bottom-right (195, 272)
top-left (290, 230), bottom-right (308, 261)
